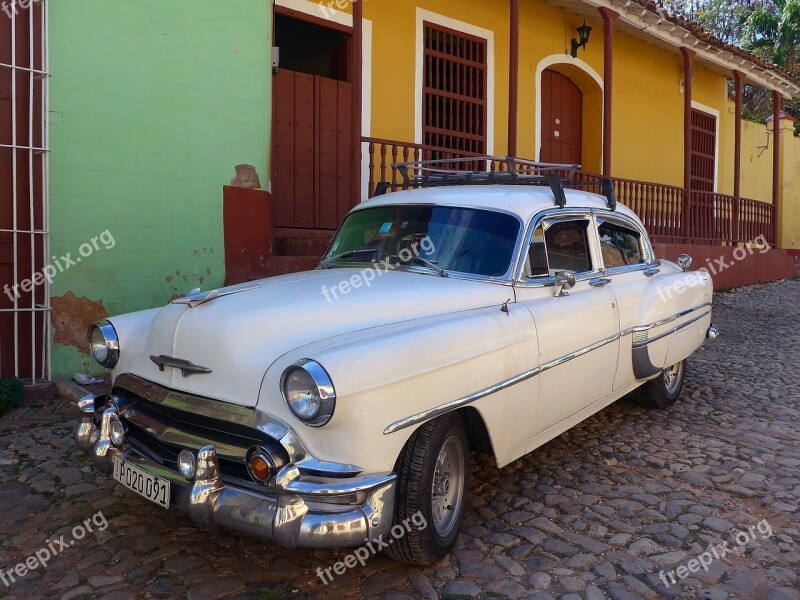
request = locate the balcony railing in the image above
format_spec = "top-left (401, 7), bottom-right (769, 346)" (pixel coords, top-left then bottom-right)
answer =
top-left (363, 137), bottom-right (776, 246)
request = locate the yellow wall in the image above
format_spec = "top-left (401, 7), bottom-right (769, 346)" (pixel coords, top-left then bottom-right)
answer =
top-left (738, 118), bottom-right (775, 202)
top-left (362, 0), bottom-right (721, 188)
top-left (352, 0), bottom-right (799, 246)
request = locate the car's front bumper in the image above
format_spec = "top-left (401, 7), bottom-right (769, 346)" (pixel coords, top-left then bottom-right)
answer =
top-left (75, 398), bottom-right (396, 549)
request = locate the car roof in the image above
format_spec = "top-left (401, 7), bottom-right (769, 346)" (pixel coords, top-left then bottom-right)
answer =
top-left (354, 185), bottom-right (642, 226)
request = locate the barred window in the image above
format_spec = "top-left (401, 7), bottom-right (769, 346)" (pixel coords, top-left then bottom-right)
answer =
top-left (423, 23), bottom-right (487, 160)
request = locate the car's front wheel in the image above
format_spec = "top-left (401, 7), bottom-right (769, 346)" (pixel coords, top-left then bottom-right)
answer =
top-left (634, 359), bottom-right (687, 408)
top-left (385, 412), bottom-right (469, 566)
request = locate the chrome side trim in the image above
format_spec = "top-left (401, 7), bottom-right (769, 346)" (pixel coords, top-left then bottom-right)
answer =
top-left (385, 303), bottom-right (713, 435)
top-left (620, 302), bottom-right (712, 337)
top-left (540, 332), bottom-right (619, 371)
top-left (383, 365), bottom-right (541, 435)
top-left (383, 331), bottom-right (621, 435)
top-left (631, 308), bottom-right (712, 348)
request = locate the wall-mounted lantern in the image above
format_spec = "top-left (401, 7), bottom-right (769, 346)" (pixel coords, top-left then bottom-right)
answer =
top-left (570, 21), bottom-right (592, 58)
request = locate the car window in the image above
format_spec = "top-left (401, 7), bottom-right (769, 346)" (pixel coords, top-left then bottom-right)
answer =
top-left (323, 205), bottom-right (520, 277)
top-left (526, 219), bottom-right (593, 277)
top-left (597, 220), bottom-right (643, 268)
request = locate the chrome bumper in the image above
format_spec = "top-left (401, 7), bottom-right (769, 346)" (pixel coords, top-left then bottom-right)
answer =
top-left (75, 399), bottom-right (396, 549)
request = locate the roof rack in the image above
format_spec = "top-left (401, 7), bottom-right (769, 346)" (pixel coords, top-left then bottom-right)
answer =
top-left (377, 155), bottom-right (617, 211)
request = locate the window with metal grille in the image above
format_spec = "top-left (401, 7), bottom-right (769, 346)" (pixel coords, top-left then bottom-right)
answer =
top-left (423, 23), bottom-right (487, 161)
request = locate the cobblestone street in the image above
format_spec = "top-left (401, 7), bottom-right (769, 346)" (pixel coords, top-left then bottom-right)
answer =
top-left (1, 279), bottom-right (798, 600)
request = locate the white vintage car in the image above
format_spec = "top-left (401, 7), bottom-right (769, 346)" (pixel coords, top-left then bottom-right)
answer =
top-left (76, 159), bottom-right (717, 565)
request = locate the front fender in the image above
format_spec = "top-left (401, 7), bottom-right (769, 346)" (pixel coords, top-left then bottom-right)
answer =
top-left (257, 304), bottom-right (538, 473)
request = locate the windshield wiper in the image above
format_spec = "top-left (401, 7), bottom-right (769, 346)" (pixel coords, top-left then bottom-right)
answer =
top-left (320, 247), bottom-right (379, 268)
top-left (402, 256), bottom-right (449, 278)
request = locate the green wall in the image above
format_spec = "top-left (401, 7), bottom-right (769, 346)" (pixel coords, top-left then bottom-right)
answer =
top-left (49, 0), bottom-right (272, 375)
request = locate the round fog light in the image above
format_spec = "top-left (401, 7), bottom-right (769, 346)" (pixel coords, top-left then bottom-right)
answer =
top-left (109, 419), bottom-right (128, 446)
top-left (177, 450), bottom-right (196, 480)
top-left (247, 451), bottom-right (276, 484)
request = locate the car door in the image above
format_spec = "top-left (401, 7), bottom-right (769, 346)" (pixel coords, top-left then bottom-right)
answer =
top-left (593, 213), bottom-right (653, 391)
top-left (515, 212), bottom-right (621, 444)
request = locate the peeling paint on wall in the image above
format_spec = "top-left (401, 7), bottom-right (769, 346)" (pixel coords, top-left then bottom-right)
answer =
top-left (50, 292), bottom-right (109, 351)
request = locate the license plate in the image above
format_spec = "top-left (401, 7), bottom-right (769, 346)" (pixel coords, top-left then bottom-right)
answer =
top-left (113, 457), bottom-right (170, 509)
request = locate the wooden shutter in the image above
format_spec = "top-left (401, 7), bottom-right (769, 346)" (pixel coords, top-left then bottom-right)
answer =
top-left (423, 23), bottom-right (487, 159)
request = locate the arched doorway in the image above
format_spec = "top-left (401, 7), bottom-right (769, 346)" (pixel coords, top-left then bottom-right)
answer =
top-left (534, 56), bottom-right (603, 173)
top-left (540, 69), bottom-right (583, 165)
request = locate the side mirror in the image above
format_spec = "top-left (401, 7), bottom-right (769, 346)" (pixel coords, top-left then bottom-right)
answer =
top-left (677, 254), bottom-right (692, 271)
top-left (554, 271), bottom-right (576, 297)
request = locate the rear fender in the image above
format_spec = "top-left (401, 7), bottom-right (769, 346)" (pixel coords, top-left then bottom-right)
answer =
top-left (632, 266), bottom-right (712, 380)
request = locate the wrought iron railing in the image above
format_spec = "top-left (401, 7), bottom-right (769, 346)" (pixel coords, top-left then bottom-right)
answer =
top-left (363, 137), bottom-right (776, 246)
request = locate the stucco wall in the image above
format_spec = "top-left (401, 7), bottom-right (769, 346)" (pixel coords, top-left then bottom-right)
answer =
top-left (49, 0), bottom-right (273, 375)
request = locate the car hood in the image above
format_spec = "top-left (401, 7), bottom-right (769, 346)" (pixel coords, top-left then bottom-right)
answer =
top-left (114, 268), bottom-right (512, 407)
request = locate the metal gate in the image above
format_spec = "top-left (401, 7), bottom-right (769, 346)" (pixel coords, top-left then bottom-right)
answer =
top-left (0, 1), bottom-right (50, 381)
top-left (541, 69), bottom-right (582, 165)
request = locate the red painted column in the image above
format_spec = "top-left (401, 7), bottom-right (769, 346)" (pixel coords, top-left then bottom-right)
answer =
top-left (680, 48), bottom-right (695, 241)
top-left (508, 0), bottom-right (520, 157)
top-left (599, 7), bottom-right (618, 177)
top-left (733, 71), bottom-right (744, 200)
top-left (733, 71), bottom-right (744, 242)
top-left (352, 0), bottom-right (364, 203)
top-left (773, 91), bottom-right (782, 247)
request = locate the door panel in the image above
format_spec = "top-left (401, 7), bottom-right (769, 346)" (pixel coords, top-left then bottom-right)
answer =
top-left (520, 283), bottom-right (619, 439)
top-left (516, 215), bottom-right (620, 441)
top-left (541, 70), bottom-right (582, 165)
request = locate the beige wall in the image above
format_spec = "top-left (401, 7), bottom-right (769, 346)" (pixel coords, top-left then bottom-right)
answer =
top-left (724, 113), bottom-right (799, 249)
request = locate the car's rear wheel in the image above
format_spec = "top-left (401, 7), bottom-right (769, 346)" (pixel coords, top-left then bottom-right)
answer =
top-left (385, 412), bottom-right (469, 566)
top-left (634, 359), bottom-right (686, 408)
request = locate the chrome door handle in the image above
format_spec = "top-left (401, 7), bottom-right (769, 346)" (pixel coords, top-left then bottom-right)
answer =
top-left (589, 278), bottom-right (612, 288)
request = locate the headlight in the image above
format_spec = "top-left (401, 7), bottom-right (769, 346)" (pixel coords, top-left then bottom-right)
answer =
top-left (88, 320), bottom-right (120, 368)
top-left (280, 359), bottom-right (336, 427)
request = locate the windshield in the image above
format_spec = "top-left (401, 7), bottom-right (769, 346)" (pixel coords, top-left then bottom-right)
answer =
top-left (322, 205), bottom-right (520, 277)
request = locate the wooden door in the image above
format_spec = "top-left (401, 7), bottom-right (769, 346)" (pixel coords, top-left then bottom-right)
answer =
top-left (540, 70), bottom-right (582, 165)
top-left (272, 70), bottom-right (353, 230)
top-left (689, 108), bottom-right (717, 240)
top-left (690, 108), bottom-right (716, 193)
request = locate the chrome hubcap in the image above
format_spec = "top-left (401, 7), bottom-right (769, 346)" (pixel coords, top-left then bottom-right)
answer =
top-left (663, 361), bottom-right (684, 396)
top-left (431, 435), bottom-right (464, 537)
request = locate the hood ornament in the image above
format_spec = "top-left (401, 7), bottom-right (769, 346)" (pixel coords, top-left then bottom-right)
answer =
top-left (150, 355), bottom-right (212, 377)
top-left (172, 283), bottom-right (260, 308)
